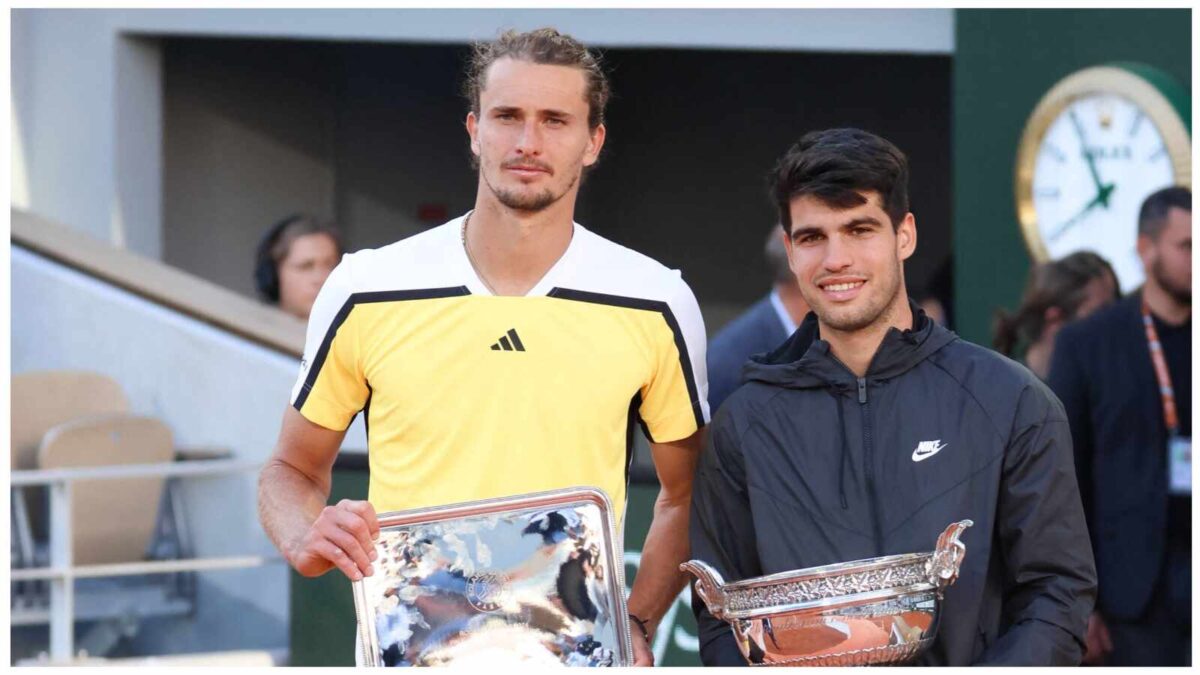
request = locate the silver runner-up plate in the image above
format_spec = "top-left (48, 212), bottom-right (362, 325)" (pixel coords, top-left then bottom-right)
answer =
top-left (352, 487), bottom-right (632, 667)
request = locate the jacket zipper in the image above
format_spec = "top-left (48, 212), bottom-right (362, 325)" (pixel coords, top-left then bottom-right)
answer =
top-left (858, 376), bottom-right (884, 552)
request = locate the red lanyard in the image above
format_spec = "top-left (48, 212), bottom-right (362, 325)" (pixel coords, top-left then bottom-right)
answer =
top-left (1142, 300), bottom-right (1180, 435)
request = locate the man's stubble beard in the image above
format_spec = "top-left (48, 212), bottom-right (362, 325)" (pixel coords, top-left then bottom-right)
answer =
top-left (480, 163), bottom-right (580, 214)
top-left (804, 260), bottom-right (905, 333)
top-left (1152, 256), bottom-right (1192, 306)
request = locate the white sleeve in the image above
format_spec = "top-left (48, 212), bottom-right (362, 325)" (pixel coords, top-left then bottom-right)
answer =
top-left (639, 271), bottom-right (711, 443)
top-left (289, 256), bottom-right (368, 430)
top-left (667, 272), bottom-right (711, 426)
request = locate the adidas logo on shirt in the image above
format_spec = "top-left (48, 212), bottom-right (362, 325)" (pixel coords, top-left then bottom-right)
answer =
top-left (490, 328), bottom-right (526, 352)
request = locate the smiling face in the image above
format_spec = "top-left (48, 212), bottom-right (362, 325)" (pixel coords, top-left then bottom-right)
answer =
top-left (466, 58), bottom-right (605, 214)
top-left (785, 191), bottom-right (916, 334)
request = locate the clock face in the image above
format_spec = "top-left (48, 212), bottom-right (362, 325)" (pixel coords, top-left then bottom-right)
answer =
top-left (1016, 66), bottom-right (1191, 295)
top-left (1031, 93), bottom-right (1176, 292)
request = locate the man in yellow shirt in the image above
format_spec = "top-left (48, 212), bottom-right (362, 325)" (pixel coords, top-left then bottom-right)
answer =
top-left (257, 28), bottom-right (709, 666)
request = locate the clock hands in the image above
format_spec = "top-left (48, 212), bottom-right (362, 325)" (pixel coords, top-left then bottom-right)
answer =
top-left (1068, 109), bottom-right (1112, 203)
top-left (1049, 108), bottom-right (1116, 243)
top-left (1048, 187), bottom-right (1112, 242)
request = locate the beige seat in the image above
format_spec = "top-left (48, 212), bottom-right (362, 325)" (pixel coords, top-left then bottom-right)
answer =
top-left (11, 370), bottom-right (132, 564)
top-left (38, 414), bottom-right (173, 565)
top-left (12, 370), bottom-right (131, 472)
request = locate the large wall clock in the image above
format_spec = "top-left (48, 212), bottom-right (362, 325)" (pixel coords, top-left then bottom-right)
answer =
top-left (1015, 63), bottom-right (1190, 292)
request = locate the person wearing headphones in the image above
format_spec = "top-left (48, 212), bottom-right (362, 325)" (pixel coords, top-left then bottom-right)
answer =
top-left (254, 214), bottom-right (345, 320)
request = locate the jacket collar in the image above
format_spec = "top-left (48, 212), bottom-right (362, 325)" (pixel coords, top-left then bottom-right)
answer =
top-left (743, 298), bottom-right (958, 389)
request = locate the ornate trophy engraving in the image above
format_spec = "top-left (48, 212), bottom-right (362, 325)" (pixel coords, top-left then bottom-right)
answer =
top-left (682, 520), bottom-right (972, 666)
top-left (352, 487), bottom-right (632, 667)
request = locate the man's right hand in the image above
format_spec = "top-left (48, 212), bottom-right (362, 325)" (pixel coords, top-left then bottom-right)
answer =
top-left (1081, 611), bottom-right (1113, 665)
top-left (288, 499), bottom-right (381, 581)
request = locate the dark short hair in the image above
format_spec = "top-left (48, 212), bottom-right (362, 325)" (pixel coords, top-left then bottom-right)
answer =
top-left (463, 27), bottom-right (610, 130)
top-left (1138, 186), bottom-right (1191, 240)
top-left (769, 128), bottom-right (909, 233)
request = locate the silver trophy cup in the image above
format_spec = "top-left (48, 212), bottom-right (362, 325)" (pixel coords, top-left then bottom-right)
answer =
top-left (682, 520), bottom-right (972, 666)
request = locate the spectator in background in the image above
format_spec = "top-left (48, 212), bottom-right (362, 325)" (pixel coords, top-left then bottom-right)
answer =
top-left (254, 213), bottom-right (344, 321)
top-left (706, 227), bottom-right (809, 412)
top-left (1048, 186), bottom-right (1192, 666)
top-left (993, 251), bottom-right (1118, 379)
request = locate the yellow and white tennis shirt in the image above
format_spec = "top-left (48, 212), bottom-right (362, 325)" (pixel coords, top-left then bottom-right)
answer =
top-left (290, 214), bottom-right (709, 522)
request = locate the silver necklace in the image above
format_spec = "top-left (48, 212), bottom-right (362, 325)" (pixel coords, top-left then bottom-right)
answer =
top-left (461, 211), bottom-right (575, 296)
top-left (461, 212), bottom-right (500, 295)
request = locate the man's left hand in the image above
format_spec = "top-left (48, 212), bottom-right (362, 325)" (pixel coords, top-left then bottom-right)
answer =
top-left (631, 629), bottom-right (655, 667)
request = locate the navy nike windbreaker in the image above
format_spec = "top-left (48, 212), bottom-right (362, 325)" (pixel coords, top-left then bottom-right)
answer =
top-left (689, 302), bottom-right (1097, 666)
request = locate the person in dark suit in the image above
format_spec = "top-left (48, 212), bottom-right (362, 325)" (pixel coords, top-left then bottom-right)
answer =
top-left (1048, 186), bottom-right (1192, 666)
top-left (706, 227), bottom-right (809, 413)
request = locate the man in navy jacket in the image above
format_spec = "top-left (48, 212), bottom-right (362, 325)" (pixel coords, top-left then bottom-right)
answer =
top-left (1048, 187), bottom-right (1191, 666)
top-left (690, 129), bottom-right (1096, 666)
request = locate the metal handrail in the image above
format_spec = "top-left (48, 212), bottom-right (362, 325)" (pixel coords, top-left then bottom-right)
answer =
top-left (10, 458), bottom-right (260, 485)
top-left (9, 458), bottom-right (277, 663)
top-left (11, 556), bottom-right (280, 581)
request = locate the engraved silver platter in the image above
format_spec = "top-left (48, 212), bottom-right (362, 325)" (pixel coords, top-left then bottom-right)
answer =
top-left (352, 487), bottom-right (632, 667)
top-left (681, 520), bottom-right (972, 666)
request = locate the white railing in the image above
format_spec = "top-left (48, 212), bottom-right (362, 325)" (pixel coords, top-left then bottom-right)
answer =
top-left (10, 459), bottom-right (284, 662)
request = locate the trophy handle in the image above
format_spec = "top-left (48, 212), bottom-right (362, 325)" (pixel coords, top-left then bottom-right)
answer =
top-left (679, 560), bottom-right (729, 621)
top-left (926, 520), bottom-right (973, 590)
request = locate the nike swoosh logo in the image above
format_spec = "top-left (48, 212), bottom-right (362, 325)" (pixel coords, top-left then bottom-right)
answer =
top-left (912, 441), bottom-right (947, 462)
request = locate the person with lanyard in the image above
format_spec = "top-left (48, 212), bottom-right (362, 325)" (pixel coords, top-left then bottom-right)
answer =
top-left (1048, 185), bottom-right (1192, 666)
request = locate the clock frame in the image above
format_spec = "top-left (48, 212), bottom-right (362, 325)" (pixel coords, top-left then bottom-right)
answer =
top-left (1014, 63), bottom-right (1191, 264)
